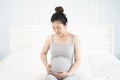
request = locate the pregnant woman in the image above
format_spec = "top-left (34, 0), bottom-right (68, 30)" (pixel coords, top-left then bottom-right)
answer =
top-left (41, 6), bottom-right (81, 80)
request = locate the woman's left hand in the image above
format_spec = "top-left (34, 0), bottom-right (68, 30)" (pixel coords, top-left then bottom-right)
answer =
top-left (56, 71), bottom-right (71, 79)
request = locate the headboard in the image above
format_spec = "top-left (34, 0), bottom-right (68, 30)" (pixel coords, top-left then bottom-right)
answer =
top-left (9, 24), bottom-right (113, 55)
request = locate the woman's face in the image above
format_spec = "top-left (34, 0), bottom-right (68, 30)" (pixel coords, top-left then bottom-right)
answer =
top-left (52, 21), bottom-right (67, 36)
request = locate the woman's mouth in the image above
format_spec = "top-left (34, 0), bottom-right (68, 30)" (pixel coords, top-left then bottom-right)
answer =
top-left (57, 32), bottom-right (61, 34)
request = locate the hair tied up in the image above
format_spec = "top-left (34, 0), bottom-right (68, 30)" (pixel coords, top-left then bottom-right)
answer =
top-left (51, 6), bottom-right (67, 25)
top-left (55, 6), bottom-right (64, 13)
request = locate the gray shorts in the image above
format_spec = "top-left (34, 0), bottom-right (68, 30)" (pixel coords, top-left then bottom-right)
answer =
top-left (46, 74), bottom-right (78, 80)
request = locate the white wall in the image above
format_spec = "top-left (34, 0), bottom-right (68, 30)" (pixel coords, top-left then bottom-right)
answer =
top-left (7, 0), bottom-right (112, 25)
top-left (0, 0), bottom-right (10, 60)
top-left (112, 0), bottom-right (120, 60)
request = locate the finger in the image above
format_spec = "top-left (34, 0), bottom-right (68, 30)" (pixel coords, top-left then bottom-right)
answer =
top-left (49, 64), bottom-right (52, 67)
top-left (48, 68), bottom-right (52, 71)
top-left (48, 64), bottom-right (52, 68)
top-left (55, 73), bottom-right (60, 75)
top-left (49, 69), bottom-right (51, 72)
top-left (58, 71), bottom-right (64, 74)
top-left (48, 71), bottom-right (51, 74)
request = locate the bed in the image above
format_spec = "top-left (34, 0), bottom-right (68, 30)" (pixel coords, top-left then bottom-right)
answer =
top-left (0, 25), bottom-right (120, 80)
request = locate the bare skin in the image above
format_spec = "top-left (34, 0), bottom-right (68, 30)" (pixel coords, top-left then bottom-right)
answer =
top-left (41, 21), bottom-right (81, 80)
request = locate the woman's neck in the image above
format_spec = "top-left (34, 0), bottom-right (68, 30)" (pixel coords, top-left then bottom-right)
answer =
top-left (58, 32), bottom-right (70, 38)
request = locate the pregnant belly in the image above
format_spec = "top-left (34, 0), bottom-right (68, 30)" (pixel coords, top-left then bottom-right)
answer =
top-left (50, 56), bottom-right (72, 73)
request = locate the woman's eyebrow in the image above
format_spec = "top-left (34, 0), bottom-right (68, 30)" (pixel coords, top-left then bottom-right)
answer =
top-left (52, 26), bottom-right (60, 28)
top-left (52, 26), bottom-right (55, 28)
top-left (57, 26), bottom-right (60, 28)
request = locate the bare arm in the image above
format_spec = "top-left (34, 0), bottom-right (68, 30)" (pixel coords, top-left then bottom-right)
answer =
top-left (40, 35), bottom-right (51, 73)
top-left (68, 35), bottom-right (81, 76)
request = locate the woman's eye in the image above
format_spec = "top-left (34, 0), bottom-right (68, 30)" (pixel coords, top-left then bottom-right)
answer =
top-left (53, 27), bottom-right (55, 30)
top-left (57, 27), bottom-right (61, 29)
top-left (52, 27), bottom-right (61, 30)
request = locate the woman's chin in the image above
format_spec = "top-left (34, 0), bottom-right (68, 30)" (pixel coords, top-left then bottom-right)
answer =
top-left (57, 33), bottom-right (62, 36)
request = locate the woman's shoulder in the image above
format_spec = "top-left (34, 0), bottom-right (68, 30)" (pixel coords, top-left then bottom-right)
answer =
top-left (70, 33), bottom-right (80, 43)
top-left (70, 33), bottom-right (79, 39)
top-left (46, 34), bottom-right (53, 38)
top-left (46, 33), bottom-right (79, 42)
top-left (45, 34), bottom-right (54, 43)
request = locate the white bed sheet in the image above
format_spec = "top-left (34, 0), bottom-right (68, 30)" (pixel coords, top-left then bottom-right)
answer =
top-left (0, 47), bottom-right (42, 80)
top-left (0, 48), bottom-right (120, 80)
top-left (76, 48), bottom-right (120, 80)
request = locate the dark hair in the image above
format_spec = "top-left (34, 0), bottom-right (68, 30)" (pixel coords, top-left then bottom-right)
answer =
top-left (51, 6), bottom-right (68, 25)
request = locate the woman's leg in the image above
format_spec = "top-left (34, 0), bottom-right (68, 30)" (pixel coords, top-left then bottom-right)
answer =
top-left (63, 74), bottom-right (78, 80)
top-left (46, 74), bottom-right (58, 80)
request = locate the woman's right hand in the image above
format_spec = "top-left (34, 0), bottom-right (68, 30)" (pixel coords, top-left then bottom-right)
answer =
top-left (46, 64), bottom-right (52, 74)
top-left (46, 64), bottom-right (62, 80)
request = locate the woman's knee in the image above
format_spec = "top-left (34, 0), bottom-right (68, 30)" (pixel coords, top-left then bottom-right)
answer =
top-left (46, 74), bottom-right (58, 80)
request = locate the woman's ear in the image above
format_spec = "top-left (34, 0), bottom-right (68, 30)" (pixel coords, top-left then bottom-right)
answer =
top-left (65, 23), bottom-right (68, 26)
top-left (64, 23), bottom-right (67, 28)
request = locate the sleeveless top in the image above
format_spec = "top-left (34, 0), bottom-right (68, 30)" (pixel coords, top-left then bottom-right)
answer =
top-left (50, 34), bottom-right (75, 73)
